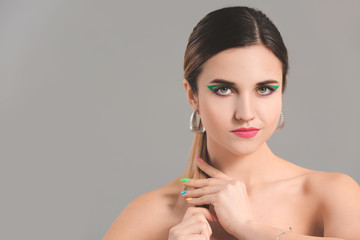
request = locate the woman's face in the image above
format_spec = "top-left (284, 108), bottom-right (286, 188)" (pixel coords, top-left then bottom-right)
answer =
top-left (184, 44), bottom-right (283, 156)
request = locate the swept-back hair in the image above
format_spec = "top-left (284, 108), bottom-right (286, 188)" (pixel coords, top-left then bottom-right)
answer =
top-left (181, 6), bottom-right (288, 183)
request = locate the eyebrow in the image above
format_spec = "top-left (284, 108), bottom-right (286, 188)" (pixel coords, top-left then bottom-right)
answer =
top-left (208, 79), bottom-right (280, 87)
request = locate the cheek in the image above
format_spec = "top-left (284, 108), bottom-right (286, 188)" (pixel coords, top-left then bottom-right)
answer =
top-left (198, 97), bottom-right (232, 130)
top-left (258, 97), bottom-right (282, 127)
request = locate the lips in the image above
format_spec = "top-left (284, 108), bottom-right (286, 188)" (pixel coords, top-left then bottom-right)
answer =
top-left (231, 127), bottom-right (259, 132)
top-left (231, 127), bottom-right (259, 138)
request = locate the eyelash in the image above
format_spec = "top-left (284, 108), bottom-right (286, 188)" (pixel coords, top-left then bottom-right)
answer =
top-left (211, 85), bottom-right (277, 96)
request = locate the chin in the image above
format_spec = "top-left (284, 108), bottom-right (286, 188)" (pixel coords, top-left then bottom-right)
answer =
top-left (207, 132), bottom-right (269, 157)
top-left (216, 139), bottom-right (264, 157)
top-left (229, 143), bottom-right (262, 156)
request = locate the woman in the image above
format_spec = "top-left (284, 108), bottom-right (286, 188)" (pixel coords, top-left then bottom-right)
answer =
top-left (103, 6), bottom-right (360, 240)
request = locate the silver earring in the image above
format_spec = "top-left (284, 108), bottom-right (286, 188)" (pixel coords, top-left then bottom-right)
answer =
top-left (190, 109), bottom-right (205, 133)
top-left (275, 111), bottom-right (285, 131)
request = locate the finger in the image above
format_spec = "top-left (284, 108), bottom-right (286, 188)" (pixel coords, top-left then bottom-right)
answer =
top-left (182, 178), bottom-right (227, 188)
top-left (182, 185), bottom-right (221, 198)
top-left (183, 207), bottom-right (217, 222)
top-left (179, 211), bottom-right (212, 237)
top-left (177, 218), bottom-right (212, 238)
top-left (186, 194), bottom-right (216, 207)
top-left (195, 157), bottom-right (231, 180)
top-left (169, 224), bottom-right (210, 240)
top-left (187, 234), bottom-right (210, 240)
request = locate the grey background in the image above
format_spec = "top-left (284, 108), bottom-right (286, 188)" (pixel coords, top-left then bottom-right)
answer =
top-left (1, 0), bottom-right (359, 239)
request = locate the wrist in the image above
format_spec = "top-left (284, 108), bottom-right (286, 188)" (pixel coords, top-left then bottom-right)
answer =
top-left (232, 221), bottom-right (295, 240)
top-left (229, 219), bottom-right (258, 239)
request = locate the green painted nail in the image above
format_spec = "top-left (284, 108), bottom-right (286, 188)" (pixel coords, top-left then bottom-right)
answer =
top-left (180, 178), bottom-right (190, 182)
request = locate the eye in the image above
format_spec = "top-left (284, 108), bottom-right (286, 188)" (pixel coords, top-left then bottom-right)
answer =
top-left (257, 85), bottom-right (278, 96)
top-left (207, 84), bottom-right (234, 96)
top-left (215, 87), bottom-right (232, 96)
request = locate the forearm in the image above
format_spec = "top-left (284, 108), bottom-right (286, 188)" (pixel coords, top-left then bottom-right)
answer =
top-left (232, 221), bottom-right (344, 240)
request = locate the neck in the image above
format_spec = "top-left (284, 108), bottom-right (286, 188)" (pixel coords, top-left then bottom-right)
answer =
top-left (206, 137), bottom-right (280, 187)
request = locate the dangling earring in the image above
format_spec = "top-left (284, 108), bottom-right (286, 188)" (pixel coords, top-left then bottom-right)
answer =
top-left (190, 109), bottom-right (205, 133)
top-left (275, 111), bottom-right (285, 131)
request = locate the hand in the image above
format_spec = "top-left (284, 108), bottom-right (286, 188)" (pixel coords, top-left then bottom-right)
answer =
top-left (181, 157), bottom-right (255, 236)
top-left (168, 207), bottom-right (216, 240)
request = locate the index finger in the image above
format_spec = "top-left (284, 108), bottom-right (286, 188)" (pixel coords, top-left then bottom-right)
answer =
top-left (196, 157), bottom-right (230, 180)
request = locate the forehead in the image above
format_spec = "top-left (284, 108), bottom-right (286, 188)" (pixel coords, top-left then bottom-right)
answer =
top-left (198, 44), bottom-right (282, 85)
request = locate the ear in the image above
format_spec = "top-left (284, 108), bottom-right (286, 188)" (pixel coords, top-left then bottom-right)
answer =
top-left (183, 79), bottom-right (198, 111)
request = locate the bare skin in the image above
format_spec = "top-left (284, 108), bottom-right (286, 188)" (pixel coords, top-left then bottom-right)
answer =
top-left (103, 161), bottom-right (360, 239)
top-left (103, 45), bottom-right (360, 239)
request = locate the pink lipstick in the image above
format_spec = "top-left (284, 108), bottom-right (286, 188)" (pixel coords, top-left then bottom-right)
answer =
top-left (231, 127), bottom-right (259, 138)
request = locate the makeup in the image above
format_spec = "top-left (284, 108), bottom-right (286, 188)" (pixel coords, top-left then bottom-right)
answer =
top-left (207, 84), bottom-right (234, 96)
top-left (231, 127), bottom-right (259, 138)
top-left (196, 157), bottom-right (204, 163)
top-left (207, 83), bottom-right (279, 96)
top-left (257, 84), bottom-right (279, 96)
top-left (232, 130), bottom-right (259, 138)
top-left (268, 85), bottom-right (279, 90)
top-left (207, 84), bottom-right (226, 91)
top-left (180, 178), bottom-right (190, 182)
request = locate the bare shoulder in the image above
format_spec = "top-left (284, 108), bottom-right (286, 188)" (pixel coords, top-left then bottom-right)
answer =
top-left (305, 170), bottom-right (360, 199)
top-left (103, 177), bottom-right (184, 240)
top-left (305, 170), bottom-right (360, 238)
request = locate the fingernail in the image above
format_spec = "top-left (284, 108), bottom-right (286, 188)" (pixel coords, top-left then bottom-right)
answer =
top-left (196, 157), bottom-right (204, 163)
top-left (186, 198), bottom-right (192, 201)
top-left (181, 190), bottom-right (188, 195)
top-left (180, 178), bottom-right (190, 182)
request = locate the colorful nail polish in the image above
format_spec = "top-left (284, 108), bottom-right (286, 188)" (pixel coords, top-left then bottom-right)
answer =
top-left (196, 157), bottom-right (204, 163)
top-left (186, 198), bottom-right (193, 201)
top-left (180, 178), bottom-right (190, 182)
top-left (181, 190), bottom-right (188, 195)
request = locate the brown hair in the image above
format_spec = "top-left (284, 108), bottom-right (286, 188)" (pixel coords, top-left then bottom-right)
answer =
top-left (181, 6), bottom-right (289, 185)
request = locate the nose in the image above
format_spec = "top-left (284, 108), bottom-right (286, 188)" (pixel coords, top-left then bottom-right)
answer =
top-left (235, 92), bottom-right (255, 122)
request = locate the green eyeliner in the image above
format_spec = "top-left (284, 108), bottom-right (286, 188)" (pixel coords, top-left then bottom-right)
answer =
top-left (268, 85), bottom-right (279, 90)
top-left (207, 84), bottom-right (223, 91)
top-left (207, 84), bottom-right (280, 92)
